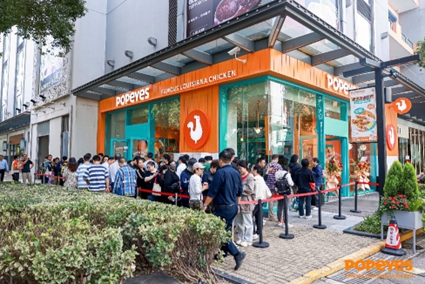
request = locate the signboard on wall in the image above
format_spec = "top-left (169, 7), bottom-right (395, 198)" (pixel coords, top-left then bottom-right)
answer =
top-left (40, 37), bottom-right (63, 93)
top-left (186, 0), bottom-right (261, 37)
top-left (349, 87), bottom-right (377, 143)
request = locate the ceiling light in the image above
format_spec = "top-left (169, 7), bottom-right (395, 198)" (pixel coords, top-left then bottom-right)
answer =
top-left (106, 60), bottom-right (115, 67)
top-left (125, 50), bottom-right (133, 58)
top-left (148, 37), bottom-right (157, 46)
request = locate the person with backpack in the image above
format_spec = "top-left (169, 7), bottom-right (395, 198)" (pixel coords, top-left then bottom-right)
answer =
top-left (274, 165), bottom-right (295, 228)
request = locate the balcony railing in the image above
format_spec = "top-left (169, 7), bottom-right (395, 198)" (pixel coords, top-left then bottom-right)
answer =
top-left (401, 33), bottom-right (414, 49)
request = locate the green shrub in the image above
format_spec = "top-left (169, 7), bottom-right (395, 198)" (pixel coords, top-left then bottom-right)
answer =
top-left (400, 163), bottom-right (419, 201)
top-left (419, 184), bottom-right (425, 197)
top-left (0, 184), bottom-right (227, 283)
top-left (384, 161), bottom-right (403, 197)
top-left (355, 211), bottom-right (383, 234)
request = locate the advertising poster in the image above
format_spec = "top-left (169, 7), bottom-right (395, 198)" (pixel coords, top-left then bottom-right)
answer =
top-left (39, 37), bottom-right (63, 94)
top-left (349, 87), bottom-right (377, 143)
top-left (186, 0), bottom-right (262, 37)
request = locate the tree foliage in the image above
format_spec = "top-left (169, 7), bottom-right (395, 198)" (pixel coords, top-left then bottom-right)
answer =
top-left (383, 161), bottom-right (402, 197)
top-left (400, 162), bottom-right (419, 201)
top-left (415, 37), bottom-right (425, 69)
top-left (0, 0), bottom-right (86, 54)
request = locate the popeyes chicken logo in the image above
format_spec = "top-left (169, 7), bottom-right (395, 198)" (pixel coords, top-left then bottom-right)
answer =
top-left (386, 124), bottom-right (397, 151)
top-left (184, 110), bottom-right (211, 149)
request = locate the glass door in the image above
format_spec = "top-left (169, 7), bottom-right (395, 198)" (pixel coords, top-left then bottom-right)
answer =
top-left (110, 139), bottom-right (129, 159)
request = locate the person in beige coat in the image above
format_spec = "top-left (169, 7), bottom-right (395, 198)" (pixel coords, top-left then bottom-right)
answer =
top-left (235, 160), bottom-right (255, 247)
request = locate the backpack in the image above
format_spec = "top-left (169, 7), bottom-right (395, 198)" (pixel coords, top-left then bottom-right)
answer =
top-left (275, 173), bottom-right (291, 195)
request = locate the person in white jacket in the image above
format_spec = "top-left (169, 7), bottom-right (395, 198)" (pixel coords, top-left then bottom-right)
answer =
top-left (275, 165), bottom-right (295, 228)
top-left (251, 164), bottom-right (272, 240)
top-left (188, 162), bottom-right (208, 209)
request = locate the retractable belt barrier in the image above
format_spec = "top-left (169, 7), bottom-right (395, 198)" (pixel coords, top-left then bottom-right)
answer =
top-left (35, 173), bottom-right (66, 181)
top-left (137, 182), bottom-right (378, 246)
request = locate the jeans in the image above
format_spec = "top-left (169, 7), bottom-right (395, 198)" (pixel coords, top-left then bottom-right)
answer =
top-left (22, 172), bottom-right (32, 184)
top-left (0, 169), bottom-right (5, 182)
top-left (252, 204), bottom-right (261, 235)
top-left (12, 172), bottom-right (19, 182)
top-left (314, 185), bottom-right (321, 206)
top-left (299, 195), bottom-right (312, 217)
top-left (214, 205), bottom-right (240, 256)
top-left (268, 189), bottom-right (276, 219)
top-left (44, 176), bottom-right (49, 184)
top-left (235, 212), bottom-right (253, 243)
top-left (277, 196), bottom-right (291, 222)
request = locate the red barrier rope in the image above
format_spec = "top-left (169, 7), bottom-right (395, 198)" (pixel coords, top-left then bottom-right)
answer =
top-left (137, 181), bottom-right (377, 205)
top-left (35, 173), bottom-right (66, 180)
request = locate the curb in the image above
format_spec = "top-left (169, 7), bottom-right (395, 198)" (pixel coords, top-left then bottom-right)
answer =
top-left (288, 228), bottom-right (423, 284)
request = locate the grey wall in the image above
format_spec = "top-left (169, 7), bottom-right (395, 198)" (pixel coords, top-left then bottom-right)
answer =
top-left (71, 0), bottom-right (108, 89)
top-left (399, 1), bottom-right (425, 87)
top-left (104, 0), bottom-right (170, 73)
top-left (373, 0), bottom-right (390, 61)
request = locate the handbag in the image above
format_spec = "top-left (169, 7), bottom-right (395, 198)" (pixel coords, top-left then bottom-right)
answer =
top-left (189, 198), bottom-right (203, 210)
top-left (309, 182), bottom-right (316, 192)
top-left (189, 183), bottom-right (203, 210)
top-left (152, 176), bottom-right (161, 196)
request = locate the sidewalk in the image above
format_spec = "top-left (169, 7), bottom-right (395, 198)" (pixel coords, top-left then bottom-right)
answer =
top-left (214, 192), bottom-right (422, 284)
top-left (214, 196), bottom-right (381, 284)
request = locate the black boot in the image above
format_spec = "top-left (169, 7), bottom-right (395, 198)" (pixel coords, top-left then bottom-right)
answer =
top-left (234, 251), bottom-right (246, 270)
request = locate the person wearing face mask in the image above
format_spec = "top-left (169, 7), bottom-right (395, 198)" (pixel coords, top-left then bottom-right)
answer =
top-left (161, 163), bottom-right (180, 204)
top-left (144, 161), bottom-right (159, 201)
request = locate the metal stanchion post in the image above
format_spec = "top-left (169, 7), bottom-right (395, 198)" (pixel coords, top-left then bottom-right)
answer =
top-left (175, 192), bottom-right (178, 206)
top-left (253, 199), bottom-right (269, 248)
top-left (333, 186), bottom-right (346, 220)
top-left (350, 181), bottom-right (362, 213)
top-left (313, 189), bottom-right (326, 229)
top-left (279, 194), bottom-right (294, 239)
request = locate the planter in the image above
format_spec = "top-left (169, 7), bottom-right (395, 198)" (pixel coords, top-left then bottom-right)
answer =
top-left (381, 210), bottom-right (424, 253)
top-left (381, 211), bottom-right (423, 230)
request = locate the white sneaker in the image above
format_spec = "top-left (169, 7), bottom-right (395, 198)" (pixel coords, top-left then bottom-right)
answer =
top-left (312, 207), bottom-right (318, 211)
top-left (277, 221), bottom-right (283, 227)
top-left (253, 234), bottom-right (259, 240)
top-left (287, 223), bottom-right (294, 228)
top-left (240, 241), bottom-right (248, 247)
top-left (305, 215), bottom-right (312, 219)
top-left (236, 239), bottom-right (242, 245)
top-left (298, 215), bottom-right (305, 218)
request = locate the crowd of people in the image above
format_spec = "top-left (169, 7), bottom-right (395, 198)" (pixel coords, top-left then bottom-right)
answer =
top-left (3, 149), bottom-right (325, 271)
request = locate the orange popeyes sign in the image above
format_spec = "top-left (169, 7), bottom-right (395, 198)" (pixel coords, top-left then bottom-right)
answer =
top-left (391, 97), bottom-right (412, 114)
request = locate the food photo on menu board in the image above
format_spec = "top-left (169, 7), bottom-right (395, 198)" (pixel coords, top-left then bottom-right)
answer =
top-left (186, 0), bottom-right (261, 37)
top-left (349, 87), bottom-right (377, 143)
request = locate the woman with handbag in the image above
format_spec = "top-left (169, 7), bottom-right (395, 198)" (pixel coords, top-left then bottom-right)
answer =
top-left (235, 160), bottom-right (255, 247)
top-left (144, 161), bottom-right (159, 201)
top-left (188, 162), bottom-right (208, 210)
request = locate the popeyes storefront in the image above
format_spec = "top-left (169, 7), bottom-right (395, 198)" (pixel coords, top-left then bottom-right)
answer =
top-left (97, 48), bottom-right (399, 196)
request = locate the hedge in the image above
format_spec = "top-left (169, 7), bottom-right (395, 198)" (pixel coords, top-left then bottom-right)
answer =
top-left (0, 184), bottom-right (228, 283)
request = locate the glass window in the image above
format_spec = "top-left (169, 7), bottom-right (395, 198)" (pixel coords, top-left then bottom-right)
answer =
top-left (152, 98), bottom-right (180, 161)
top-left (223, 80), bottom-right (317, 166)
top-left (225, 82), bottom-right (268, 166)
top-left (128, 107), bottom-right (148, 125)
top-left (356, 13), bottom-right (372, 52)
top-left (325, 98), bottom-right (341, 120)
top-left (15, 46), bottom-right (25, 115)
top-left (301, 0), bottom-right (340, 30)
top-left (109, 111), bottom-right (126, 139)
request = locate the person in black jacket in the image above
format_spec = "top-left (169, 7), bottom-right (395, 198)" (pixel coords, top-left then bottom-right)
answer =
top-left (288, 154), bottom-right (302, 186)
top-left (158, 164), bottom-right (180, 204)
top-left (294, 159), bottom-right (315, 219)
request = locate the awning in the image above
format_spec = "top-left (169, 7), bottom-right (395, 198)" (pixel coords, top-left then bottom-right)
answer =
top-left (71, 0), bottom-right (425, 125)
top-left (0, 113), bottom-right (30, 134)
